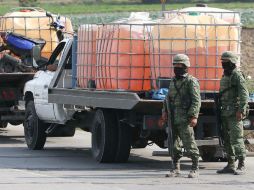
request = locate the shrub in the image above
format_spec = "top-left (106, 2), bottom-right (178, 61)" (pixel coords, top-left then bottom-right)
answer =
top-left (19, 0), bottom-right (38, 7)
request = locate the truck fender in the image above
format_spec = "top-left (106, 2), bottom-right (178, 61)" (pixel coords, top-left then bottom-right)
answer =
top-left (23, 74), bottom-right (38, 102)
top-left (24, 91), bottom-right (34, 106)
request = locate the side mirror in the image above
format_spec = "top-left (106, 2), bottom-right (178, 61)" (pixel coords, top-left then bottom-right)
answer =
top-left (31, 45), bottom-right (41, 68)
top-left (46, 11), bottom-right (51, 17)
top-left (32, 45), bottom-right (41, 61)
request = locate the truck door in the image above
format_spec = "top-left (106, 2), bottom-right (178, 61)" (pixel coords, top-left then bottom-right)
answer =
top-left (34, 41), bottom-right (67, 122)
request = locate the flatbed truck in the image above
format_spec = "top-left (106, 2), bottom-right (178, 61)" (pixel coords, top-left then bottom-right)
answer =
top-left (23, 37), bottom-right (254, 163)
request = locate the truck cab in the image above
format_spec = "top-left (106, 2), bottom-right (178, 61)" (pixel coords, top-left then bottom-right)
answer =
top-left (23, 38), bottom-right (75, 149)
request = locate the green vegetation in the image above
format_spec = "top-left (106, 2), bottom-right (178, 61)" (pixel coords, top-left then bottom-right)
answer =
top-left (28, 2), bottom-right (254, 15)
top-left (246, 76), bottom-right (254, 94)
top-left (1, 2), bottom-right (254, 15)
top-left (0, 1), bottom-right (254, 27)
top-left (19, 0), bottom-right (38, 7)
top-left (0, 6), bottom-right (13, 14)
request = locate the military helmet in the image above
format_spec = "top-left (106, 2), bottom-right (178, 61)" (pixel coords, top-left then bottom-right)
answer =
top-left (173, 54), bottom-right (190, 67)
top-left (221, 51), bottom-right (239, 65)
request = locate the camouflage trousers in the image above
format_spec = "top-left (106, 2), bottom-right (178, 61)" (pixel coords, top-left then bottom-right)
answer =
top-left (221, 115), bottom-right (246, 160)
top-left (172, 121), bottom-right (199, 161)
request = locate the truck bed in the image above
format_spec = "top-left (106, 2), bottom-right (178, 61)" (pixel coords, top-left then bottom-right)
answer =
top-left (48, 86), bottom-right (254, 114)
top-left (48, 87), bottom-right (162, 113)
top-left (0, 73), bottom-right (34, 85)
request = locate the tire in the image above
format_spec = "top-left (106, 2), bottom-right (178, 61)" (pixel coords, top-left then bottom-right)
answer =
top-left (9, 121), bottom-right (23, 126)
top-left (0, 121), bottom-right (7, 128)
top-left (200, 146), bottom-right (217, 162)
top-left (114, 117), bottom-right (131, 163)
top-left (91, 109), bottom-right (118, 163)
top-left (24, 101), bottom-right (47, 150)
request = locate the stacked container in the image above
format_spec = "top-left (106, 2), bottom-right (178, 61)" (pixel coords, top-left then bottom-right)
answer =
top-left (75, 9), bottom-right (241, 93)
top-left (164, 7), bottom-right (241, 24)
top-left (0, 8), bottom-right (73, 59)
top-left (149, 14), bottom-right (240, 91)
top-left (77, 24), bottom-right (98, 88)
top-left (77, 13), bottom-right (153, 91)
top-left (95, 23), bottom-right (151, 91)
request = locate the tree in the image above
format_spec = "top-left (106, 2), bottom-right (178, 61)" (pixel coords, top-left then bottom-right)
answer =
top-left (19, 0), bottom-right (38, 7)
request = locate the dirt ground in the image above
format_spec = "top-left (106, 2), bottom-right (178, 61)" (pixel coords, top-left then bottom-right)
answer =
top-left (242, 29), bottom-right (254, 152)
top-left (242, 28), bottom-right (254, 151)
top-left (244, 130), bottom-right (254, 152)
top-left (241, 28), bottom-right (254, 79)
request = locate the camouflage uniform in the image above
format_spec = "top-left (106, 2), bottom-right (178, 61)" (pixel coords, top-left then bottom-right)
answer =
top-left (163, 54), bottom-right (201, 178)
top-left (217, 51), bottom-right (249, 175)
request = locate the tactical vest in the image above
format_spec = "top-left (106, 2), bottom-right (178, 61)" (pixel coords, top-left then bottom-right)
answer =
top-left (220, 71), bottom-right (240, 116)
top-left (168, 75), bottom-right (192, 124)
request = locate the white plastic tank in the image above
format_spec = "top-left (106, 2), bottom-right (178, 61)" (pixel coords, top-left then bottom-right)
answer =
top-left (149, 14), bottom-right (240, 92)
top-left (164, 7), bottom-right (241, 24)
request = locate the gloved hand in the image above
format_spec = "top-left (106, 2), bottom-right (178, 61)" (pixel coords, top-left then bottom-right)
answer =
top-left (236, 111), bottom-right (243, 121)
top-left (162, 111), bottom-right (167, 121)
top-left (47, 64), bottom-right (58, 71)
top-left (158, 112), bottom-right (167, 127)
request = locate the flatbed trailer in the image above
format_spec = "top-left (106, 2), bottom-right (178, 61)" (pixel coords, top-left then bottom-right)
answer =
top-left (0, 73), bottom-right (34, 127)
top-left (0, 8), bottom-right (73, 129)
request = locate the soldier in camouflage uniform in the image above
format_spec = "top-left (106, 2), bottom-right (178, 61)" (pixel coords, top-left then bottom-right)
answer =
top-left (161, 54), bottom-right (201, 178)
top-left (217, 51), bottom-right (249, 175)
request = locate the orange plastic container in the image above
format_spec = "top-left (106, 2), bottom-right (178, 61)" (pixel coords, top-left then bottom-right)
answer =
top-left (77, 25), bottom-right (98, 88)
top-left (0, 8), bottom-right (73, 59)
top-left (149, 15), bottom-right (240, 92)
top-left (96, 24), bottom-right (151, 91)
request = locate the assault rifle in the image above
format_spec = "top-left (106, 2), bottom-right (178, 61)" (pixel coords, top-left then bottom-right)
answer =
top-left (165, 97), bottom-right (174, 166)
top-left (214, 94), bottom-right (224, 146)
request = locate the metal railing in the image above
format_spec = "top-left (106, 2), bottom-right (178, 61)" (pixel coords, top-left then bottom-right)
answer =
top-left (0, 14), bottom-right (72, 59)
top-left (75, 16), bottom-right (241, 93)
top-left (163, 10), bottom-right (241, 24)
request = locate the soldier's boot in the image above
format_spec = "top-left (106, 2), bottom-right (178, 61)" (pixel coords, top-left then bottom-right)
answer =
top-left (165, 160), bottom-right (181, 177)
top-left (217, 158), bottom-right (235, 174)
top-left (188, 158), bottom-right (199, 178)
top-left (234, 157), bottom-right (246, 175)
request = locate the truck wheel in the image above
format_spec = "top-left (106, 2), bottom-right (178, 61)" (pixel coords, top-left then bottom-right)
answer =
top-left (200, 146), bottom-right (217, 162)
top-left (0, 121), bottom-right (7, 128)
top-left (91, 109), bottom-right (118, 163)
top-left (24, 101), bottom-right (47, 150)
top-left (114, 119), bottom-right (131, 163)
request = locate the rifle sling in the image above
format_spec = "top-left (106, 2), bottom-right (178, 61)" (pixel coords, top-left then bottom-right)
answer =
top-left (172, 78), bottom-right (186, 104)
top-left (219, 73), bottom-right (236, 98)
top-left (168, 78), bottom-right (188, 124)
top-left (219, 86), bottom-right (235, 98)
